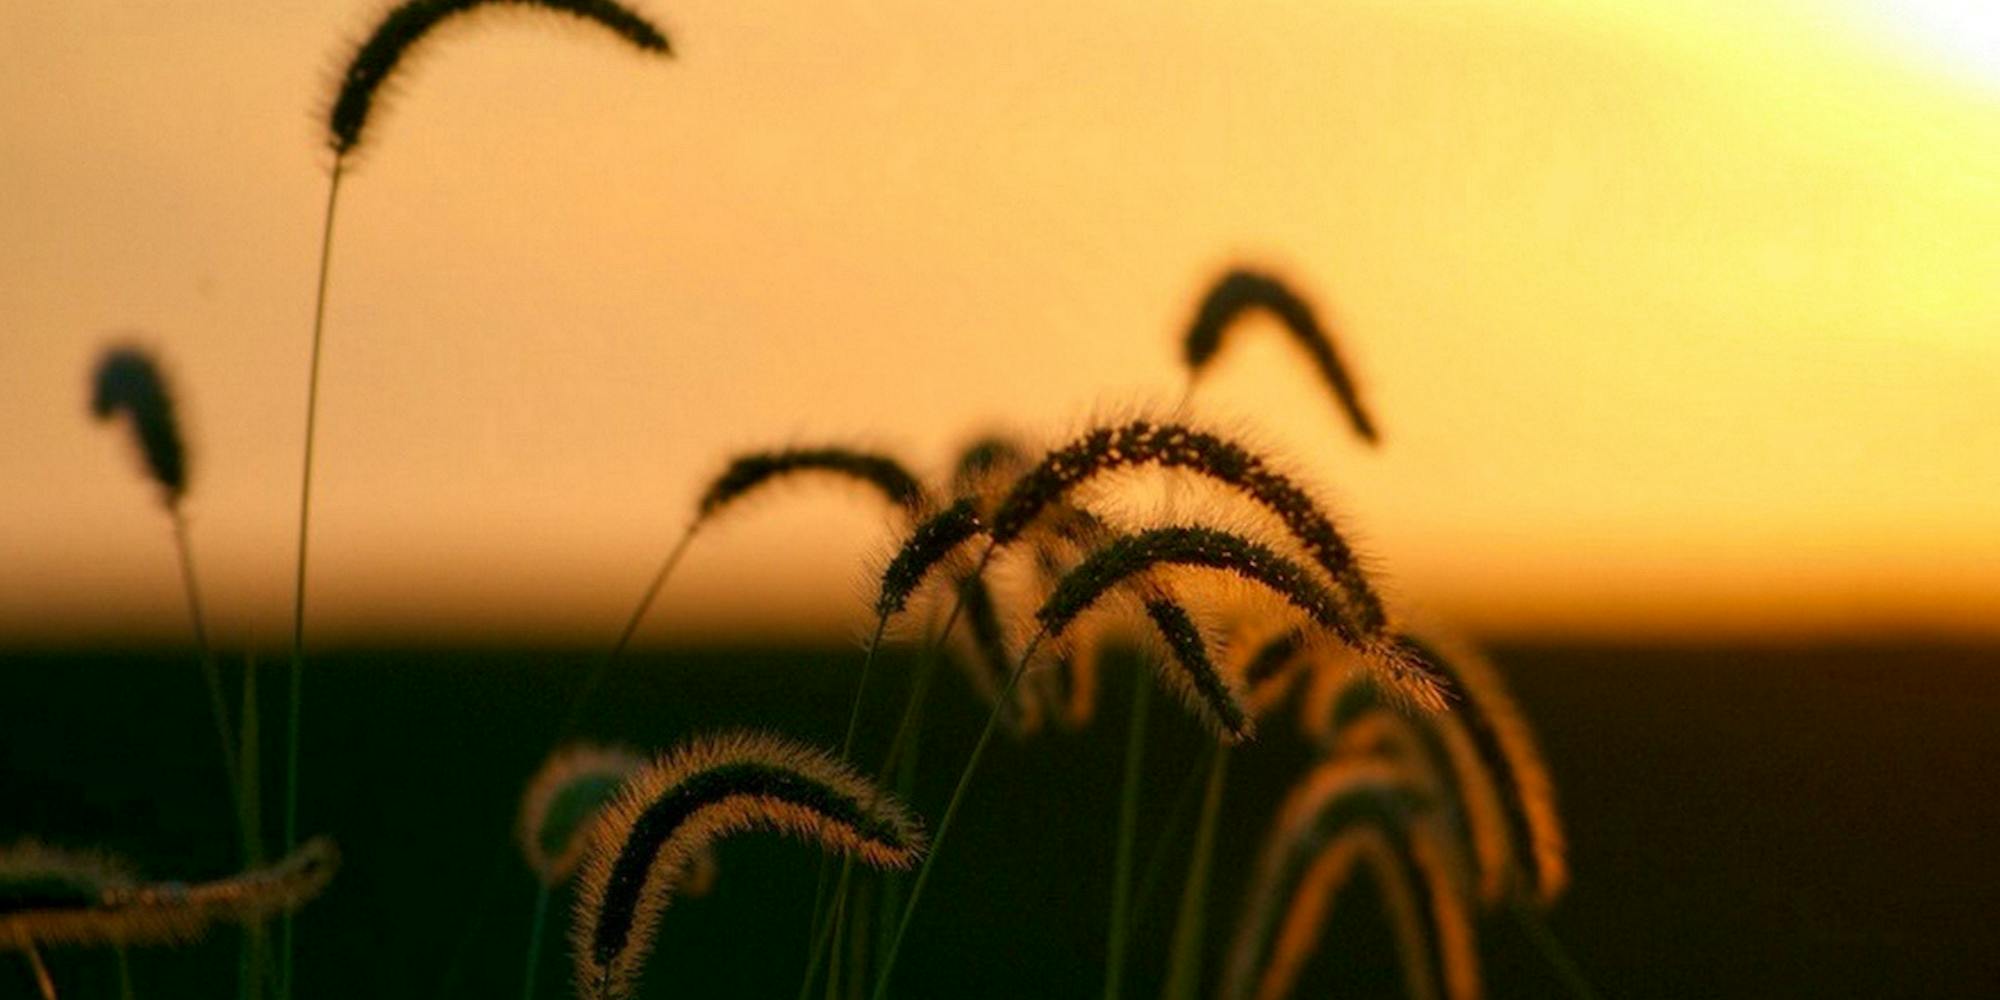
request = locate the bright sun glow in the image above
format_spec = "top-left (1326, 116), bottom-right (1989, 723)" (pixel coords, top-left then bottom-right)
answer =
top-left (1857, 0), bottom-right (2000, 84)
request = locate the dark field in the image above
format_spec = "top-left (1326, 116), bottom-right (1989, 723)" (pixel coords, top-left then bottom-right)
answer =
top-left (4, 643), bottom-right (1995, 998)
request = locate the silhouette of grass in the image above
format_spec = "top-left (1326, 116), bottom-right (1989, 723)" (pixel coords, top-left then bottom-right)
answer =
top-left (1038, 525), bottom-right (1446, 708)
top-left (0, 840), bottom-right (339, 951)
top-left (571, 732), bottom-right (922, 1000)
top-left (327, 0), bottom-right (669, 156)
top-left (1223, 760), bottom-right (1475, 1000)
top-left (1182, 268), bottom-right (1379, 445)
top-left (991, 419), bottom-right (1388, 635)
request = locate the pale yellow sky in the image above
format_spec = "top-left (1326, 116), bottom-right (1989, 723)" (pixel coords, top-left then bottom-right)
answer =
top-left (3, 1), bottom-right (1995, 646)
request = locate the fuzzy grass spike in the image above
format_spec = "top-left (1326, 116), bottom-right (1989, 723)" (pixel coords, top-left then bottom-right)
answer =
top-left (989, 420), bottom-right (1387, 634)
top-left (1182, 269), bottom-right (1379, 445)
top-left (1223, 761), bottom-right (1475, 1000)
top-left (697, 448), bottom-right (928, 522)
top-left (1331, 635), bottom-right (1569, 904)
top-left (1037, 525), bottom-right (1447, 709)
top-left (328, 0), bottom-right (670, 155)
top-left (572, 733), bottom-right (924, 1000)
top-left (0, 840), bottom-right (338, 950)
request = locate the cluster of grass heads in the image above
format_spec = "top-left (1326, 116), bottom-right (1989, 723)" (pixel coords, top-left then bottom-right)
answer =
top-left (27, 1), bottom-right (1597, 997)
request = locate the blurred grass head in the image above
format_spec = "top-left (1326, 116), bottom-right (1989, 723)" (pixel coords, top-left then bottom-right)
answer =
top-left (0, 839), bottom-right (338, 950)
top-left (90, 344), bottom-right (188, 506)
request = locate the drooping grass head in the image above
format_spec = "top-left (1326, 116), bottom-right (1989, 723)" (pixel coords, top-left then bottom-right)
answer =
top-left (696, 447), bottom-right (929, 523)
top-left (987, 419), bottom-right (1388, 635)
top-left (1224, 759), bottom-right (1477, 1000)
top-left (875, 498), bottom-right (986, 620)
top-left (328, 0), bottom-right (672, 157)
top-left (1182, 268), bottom-right (1379, 445)
top-left (0, 839), bottom-right (338, 949)
top-left (1036, 524), bottom-right (1447, 709)
top-left (91, 345), bottom-right (187, 506)
top-left (570, 732), bottom-right (924, 1000)
top-left (519, 744), bottom-right (646, 886)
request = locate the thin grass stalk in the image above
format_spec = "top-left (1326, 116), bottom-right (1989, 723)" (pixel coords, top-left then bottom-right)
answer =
top-left (804, 548), bottom-right (987, 987)
top-left (557, 523), bottom-right (700, 742)
top-left (1103, 668), bottom-right (1153, 1000)
top-left (20, 938), bottom-right (55, 1000)
top-left (1131, 743), bottom-right (1215, 931)
top-left (239, 654), bottom-right (266, 1000)
top-left (168, 510), bottom-right (242, 820)
top-left (280, 158), bottom-right (344, 1000)
top-left (869, 632), bottom-right (1046, 1000)
top-left (797, 862), bottom-right (854, 1000)
top-left (520, 884), bottom-right (551, 1000)
top-left (844, 878), bottom-right (873, 1000)
top-left (874, 705), bottom-right (922, 982)
top-left (1511, 900), bottom-right (1597, 1000)
top-left (874, 548), bottom-right (993, 777)
top-left (823, 891), bottom-right (845, 1000)
top-left (171, 509), bottom-right (261, 1000)
top-left (1164, 745), bottom-right (1231, 1000)
top-left (798, 612), bottom-right (892, 987)
top-left (802, 573), bottom-right (976, 989)
top-left (116, 945), bottom-right (134, 1000)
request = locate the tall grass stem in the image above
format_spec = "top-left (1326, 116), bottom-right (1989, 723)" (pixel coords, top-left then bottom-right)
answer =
top-left (869, 633), bottom-right (1044, 1000)
top-left (520, 884), bottom-right (551, 1000)
top-left (1164, 745), bottom-right (1231, 1000)
top-left (169, 510), bottom-right (243, 826)
top-left (1511, 900), bottom-right (1597, 1000)
top-left (282, 157), bottom-right (344, 1000)
top-left (1102, 668), bottom-right (1153, 1000)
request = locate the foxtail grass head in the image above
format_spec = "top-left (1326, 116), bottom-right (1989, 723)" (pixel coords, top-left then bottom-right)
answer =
top-left (1140, 597), bottom-right (1254, 742)
top-left (1224, 760), bottom-right (1476, 1000)
top-left (1037, 524), bottom-right (1446, 709)
top-left (1315, 633), bottom-right (1567, 905)
top-left (328, 0), bottom-right (671, 157)
top-left (988, 419), bottom-right (1387, 635)
top-left (1182, 268), bottom-right (1379, 445)
top-left (1, 839), bottom-right (338, 950)
top-left (697, 447), bottom-right (929, 524)
top-left (875, 498), bottom-right (986, 619)
top-left (520, 744), bottom-right (646, 886)
top-left (570, 731), bottom-right (924, 1000)
top-left (90, 346), bottom-right (188, 506)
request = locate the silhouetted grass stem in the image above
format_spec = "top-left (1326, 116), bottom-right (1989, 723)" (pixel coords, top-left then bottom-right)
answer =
top-left (1164, 747), bottom-right (1230, 1000)
top-left (280, 157), bottom-right (343, 1000)
top-left (869, 630), bottom-right (1046, 1000)
top-left (1103, 671), bottom-right (1153, 1000)
top-left (520, 884), bottom-right (552, 1000)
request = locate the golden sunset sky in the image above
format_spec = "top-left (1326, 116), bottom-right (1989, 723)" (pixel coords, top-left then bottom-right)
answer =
top-left (3, 0), bottom-right (1995, 646)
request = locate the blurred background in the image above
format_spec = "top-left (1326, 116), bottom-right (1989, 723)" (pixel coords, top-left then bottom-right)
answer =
top-left (3, 1), bottom-right (1997, 998)
top-left (3, 0), bottom-right (1994, 647)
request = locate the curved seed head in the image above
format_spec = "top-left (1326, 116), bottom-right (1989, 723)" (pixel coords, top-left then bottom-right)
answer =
top-left (1142, 598), bottom-right (1253, 742)
top-left (1225, 759), bottom-right (1477, 1000)
top-left (329, 0), bottom-right (671, 156)
top-left (2, 839), bottom-right (338, 950)
top-left (1383, 634), bottom-right (1567, 904)
top-left (988, 420), bottom-right (1387, 634)
top-left (571, 731), bottom-right (924, 1000)
top-left (696, 447), bottom-right (929, 522)
top-left (91, 346), bottom-right (188, 505)
top-left (519, 744), bottom-right (646, 886)
top-left (875, 499), bottom-right (986, 619)
top-left (1182, 268), bottom-right (1379, 445)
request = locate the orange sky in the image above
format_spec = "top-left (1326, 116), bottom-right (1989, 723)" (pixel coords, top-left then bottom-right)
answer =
top-left (3, 0), bottom-right (1995, 646)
